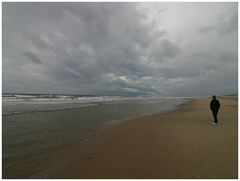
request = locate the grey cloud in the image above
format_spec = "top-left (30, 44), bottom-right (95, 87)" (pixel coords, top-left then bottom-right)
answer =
top-left (218, 52), bottom-right (238, 63)
top-left (199, 25), bottom-right (215, 34)
top-left (99, 73), bottom-right (158, 95)
top-left (22, 51), bottom-right (43, 64)
top-left (218, 11), bottom-right (238, 35)
top-left (149, 39), bottom-right (181, 63)
top-left (27, 33), bottom-right (52, 50)
top-left (199, 9), bottom-right (238, 35)
top-left (160, 39), bottom-right (181, 57)
top-left (3, 3), bottom-right (238, 96)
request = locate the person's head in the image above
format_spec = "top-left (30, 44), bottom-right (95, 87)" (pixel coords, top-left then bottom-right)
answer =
top-left (212, 95), bottom-right (216, 100)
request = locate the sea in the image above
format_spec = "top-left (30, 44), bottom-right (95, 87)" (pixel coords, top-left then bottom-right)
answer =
top-left (2, 93), bottom-right (190, 178)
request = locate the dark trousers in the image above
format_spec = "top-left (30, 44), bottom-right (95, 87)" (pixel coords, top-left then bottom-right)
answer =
top-left (212, 110), bottom-right (219, 123)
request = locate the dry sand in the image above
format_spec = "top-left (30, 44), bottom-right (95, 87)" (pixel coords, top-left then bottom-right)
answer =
top-left (60, 96), bottom-right (238, 179)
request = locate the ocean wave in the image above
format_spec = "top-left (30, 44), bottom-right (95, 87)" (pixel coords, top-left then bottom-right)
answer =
top-left (2, 103), bottom-right (99, 116)
top-left (2, 94), bottom-right (189, 116)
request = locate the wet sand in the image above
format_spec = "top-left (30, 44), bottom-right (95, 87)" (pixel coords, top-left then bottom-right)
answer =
top-left (60, 96), bottom-right (238, 179)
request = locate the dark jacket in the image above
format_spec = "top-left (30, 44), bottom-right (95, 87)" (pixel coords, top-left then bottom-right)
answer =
top-left (210, 99), bottom-right (220, 112)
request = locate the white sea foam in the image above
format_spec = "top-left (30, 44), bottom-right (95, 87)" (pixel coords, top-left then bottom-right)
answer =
top-left (2, 94), bottom-right (189, 115)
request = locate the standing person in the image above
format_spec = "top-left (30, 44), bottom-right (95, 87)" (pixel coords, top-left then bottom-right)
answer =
top-left (210, 95), bottom-right (221, 124)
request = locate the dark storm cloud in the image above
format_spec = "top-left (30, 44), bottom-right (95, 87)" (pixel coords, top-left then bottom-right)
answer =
top-left (2, 2), bottom-right (238, 96)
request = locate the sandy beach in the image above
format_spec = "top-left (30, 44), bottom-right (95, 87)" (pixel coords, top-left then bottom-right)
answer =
top-left (60, 96), bottom-right (238, 179)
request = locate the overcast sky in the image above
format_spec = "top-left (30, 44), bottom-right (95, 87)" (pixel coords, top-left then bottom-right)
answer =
top-left (3, 2), bottom-right (238, 96)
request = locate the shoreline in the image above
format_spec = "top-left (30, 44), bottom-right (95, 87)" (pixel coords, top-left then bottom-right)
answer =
top-left (59, 96), bottom-right (238, 179)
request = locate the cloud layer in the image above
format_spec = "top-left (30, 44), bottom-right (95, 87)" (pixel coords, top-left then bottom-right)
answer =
top-left (3, 2), bottom-right (238, 96)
